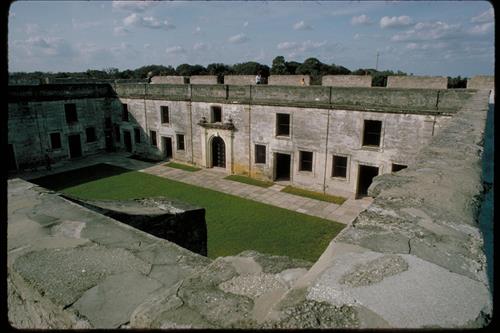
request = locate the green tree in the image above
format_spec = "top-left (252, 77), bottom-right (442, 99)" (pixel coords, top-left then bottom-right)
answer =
top-left (271, 56), bottom-right (287, 75)
top-left (232, 61), bottom-right (269, 76)
top-left (207, 63), bottom-right (233, 83)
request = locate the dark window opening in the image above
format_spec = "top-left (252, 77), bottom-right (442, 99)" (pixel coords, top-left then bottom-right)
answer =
top-left (64, 104), bottom-right (78, 123)
top-left (50, 133), bottom-right (62, 150)
top-left (255, 145), bottom-right (266, 164)
top-left (299, 151), bottom-right (313, 172)
top-left (392, 163), bottom-right (408, 172)
top-left (86, 127), bottom-right (97, 143)
top-left (105, 117), bottom-right (112, 128)
top-left (177, 134), bottom-right (185, 150)
top-left (122, 104), bottom-right (129, 122)
top-left (134, 128), bottom-right (141, 143)
top-left (150, 130), bottom-right (157, 146)
top-left (332, 155), bottom-right (348, 178)
top-left (211, 106), bottom-right (222, 123)
top-left (276, 113), bottom-right (290, 136)
top-left (161, 106), bottom-right (170, 124)
top-left (362, 120), bottom-right (382, 147)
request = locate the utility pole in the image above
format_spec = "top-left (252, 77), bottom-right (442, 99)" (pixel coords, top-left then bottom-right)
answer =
top-left (375, 52), bottom-right (379, 71)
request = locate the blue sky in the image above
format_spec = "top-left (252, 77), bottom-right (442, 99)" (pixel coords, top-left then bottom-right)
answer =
top-left (8, 0), bottom-right (494, 77)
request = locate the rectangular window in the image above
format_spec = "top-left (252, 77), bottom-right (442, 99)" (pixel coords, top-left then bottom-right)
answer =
top-left (86, 127), bottom-right (97, 143)
top-left (105, 117), bottom-right (112, 128)
top-left (150, 130), bottom-right (157, 146)
top-left (161, 106), bottom-right (170, 124)
top-left (276, 113), bottom-right (290, 136)
top-left (332, 155), bottom-right (348, 178)
top-left (122, 104), bottom-right (129, 122)
top-left (134, 128), bottom-right (141, 143)
top-left (114, 125), bottom-right (120, 142)
top-left (64, 103), bottom-right (78, 123)
top-left (362, 120), bottom-right (382, 147)
top-left (255, 144), bottom-right (266, 164)
top-left (176, 134), bottom-right (185, 150)
top-left (392, 163), bottom-right (408, 172)
top-left (50, 133), bottom-right (61, 150)
top-left (299, 151), bottom-right (313, 172)
top-left (211, 106), bottom-right (222, 123)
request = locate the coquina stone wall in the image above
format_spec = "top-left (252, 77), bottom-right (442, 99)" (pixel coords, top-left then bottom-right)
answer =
top-left (268, 75), bottom-right (311, 86)
top-left (150, 76), bottom-right (188, 84)
top-left (322, 75), bottom-right (372, 87)
top-left (190, 75), bottom-right (218, 85)
top-left (467, 75), bottom-right (495, 90)
top-left (223, 75), bottom-right (258, 85)
top-left (387, 75), bottom-right (448, 89)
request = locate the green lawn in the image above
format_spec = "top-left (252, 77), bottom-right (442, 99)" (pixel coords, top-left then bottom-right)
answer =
top-left (281, 186), bottom-right (347, 205)
top-left (165, 162), bottom-right (201, 172)
top-left (32, 164), bottom-right (344, 261)
top-left (224, 175), bottom-right (274, 188)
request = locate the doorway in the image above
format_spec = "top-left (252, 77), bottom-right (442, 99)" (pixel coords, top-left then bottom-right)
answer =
top-left (274, 153), bottom-right (291, 181)
top-left (123, 130), bottom-right (132, 152)
top-left (211, 136), bottom-right (225, 168)
top-left (357, 164), bottom-right (379, 197)
top-left (162, 136), bottom-right (173, 160)
top-left (68, 134), bottom-right (82, 159)
top-left (8, 144), bottom-right (17, 171)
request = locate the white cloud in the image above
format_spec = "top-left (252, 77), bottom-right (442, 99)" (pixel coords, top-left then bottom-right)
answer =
top-left (72, 18), bottom-right (102, 30)
top-left (112, 1), bottom-right (157, 12)
top-left (351, 14), bottom-right (372, 26)
top-left (380, 16), bottom-right (412, 29)
top-left (144, 43), bottom-right (151, 49)
top-left (25, 23), bottom-right (41, 35)
top-left (277, 41), bottom-right (298, 50)
top-left (391, 21), bottom-right (462, 42)
top-left (228, 33), bottom-right (249, 43)
top-left (193, 26), bottom-right (201, 34)
top-left (166, 46), bottom-right (185, 54)
top-left (353, 33), bottom-right (360, 40)
top-left (243, 21), bottom-right (249, 27)
top-left (113, 26), bottom-right (130, 36)
top-left (471, 8), bottom-right (494, 23)
top-left (14, 36), bottom-right (76, 57)
top-left (123, 13), bottom-right (175, 30)
top-left (293, 20), bottom-right (313, 30)
top-left (469, 22), bottom-right (494, 35)
top-left (193, 42), bottom-right (209, 51)
top-left (277, 40), bottom-right (327, 53)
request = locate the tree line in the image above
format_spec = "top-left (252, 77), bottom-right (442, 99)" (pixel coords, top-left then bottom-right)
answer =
top-left (9, 56), bottom-right (468, 88)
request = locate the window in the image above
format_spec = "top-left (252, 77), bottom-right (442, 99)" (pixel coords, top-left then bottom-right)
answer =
top-left (122, 104), bottom-right (129, 122)
top-left (161, 106), bottom-right (170, 124)
top-left (150, 130), bottom-right (157, 146)
top-left (211, 106), bottom-right (222, 123)
top-left (332, 155), bottom-right (348, 178)
top-left (64, 104), bottom-right (78, 123)
top-left (255, 144), bottom-right (266, 164)
top-left (362, 120), bottom-right (382, 147)
top-left (105, 117), bottom-right (112, 128)
top-left (176, 134), bottom-right (185, 150)
top-left (86, 127), bottom-right (97, 143)
top-left (114, 125), bottom-right (120, 142)
top-left (299, 151), bottom-right (313, 172)
top-left (50, 133), bottom-right (61, 150)
top-left (276, 113), bottom-right (290, 136)
top-left (392, 163), bottom-right (408, 172)
top-left (134, 128), bottom-right (141, 143)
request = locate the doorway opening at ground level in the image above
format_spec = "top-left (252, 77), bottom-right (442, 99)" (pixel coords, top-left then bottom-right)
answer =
top-left (9, 144), bottom-right (17, 171)
top-left (211, 136), bottom-right (226, 168)
top-left (357, 164), bottom-right (379, 198)
top-left (68, 134), bottom-right (82, 159)
top-left (123, 130), bottom-right (132, 153)
top-left (274, 153), bottom-right (291, 181)
top-left (162, 137), bottom-right (173, 160)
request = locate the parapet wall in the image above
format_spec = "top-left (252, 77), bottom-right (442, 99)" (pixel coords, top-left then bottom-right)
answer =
top-left (289, 89), bottom-right (492, 328)
top-left (268, 75), bottom-right (310, 86)
top-left (190, 75), bottom-right (218, 84)
top-left (223, 75), bottom-right (257, 85)
top-left (387, 76), bottom-right (448, 89)
top-left (150, 76), bottom-right (188, 84)
top-left (467, 75), bottom-right (494, 90)
top-left (322, 75), bottom-right (372, 87)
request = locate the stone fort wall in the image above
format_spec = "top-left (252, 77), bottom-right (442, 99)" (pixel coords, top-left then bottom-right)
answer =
top-left (322, 75), bottom-right (372, 87)
top-left (387, 75), bottom-right (448, 89)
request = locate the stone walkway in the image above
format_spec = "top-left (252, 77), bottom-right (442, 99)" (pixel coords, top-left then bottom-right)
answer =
top-left (13, 152), bottom-right (372, 225)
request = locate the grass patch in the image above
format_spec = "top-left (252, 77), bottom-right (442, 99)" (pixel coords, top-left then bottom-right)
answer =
top-left (224, 175), bottom-right (274, 188)
top-left (281, 186), bottom-right (347, 205)
top-left (40, 164), bottom-right (344, 262)
top-left (165, 162), bottom-right (201, 172)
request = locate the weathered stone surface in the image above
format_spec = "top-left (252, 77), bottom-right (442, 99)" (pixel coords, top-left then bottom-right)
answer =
top-left (387, 75), bottom-right (447, 89)
top-left (339, 254), bottom-right (408, 287)
top-left (322, 75), bottom-right (372, 87)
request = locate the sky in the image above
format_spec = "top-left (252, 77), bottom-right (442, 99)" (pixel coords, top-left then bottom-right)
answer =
top-left (8, 0), bottom-right (495, 77)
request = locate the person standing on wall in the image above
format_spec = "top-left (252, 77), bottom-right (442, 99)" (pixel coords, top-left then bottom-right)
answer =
top-left (256, 72), bottom-right (262, 84)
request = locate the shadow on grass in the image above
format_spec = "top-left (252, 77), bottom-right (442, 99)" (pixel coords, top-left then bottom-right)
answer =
top-left (30, 163), bottom-right (132, 192)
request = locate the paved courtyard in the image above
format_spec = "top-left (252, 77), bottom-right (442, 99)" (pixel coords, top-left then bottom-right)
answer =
top-left (14, 152), bottom-right (372, 225)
